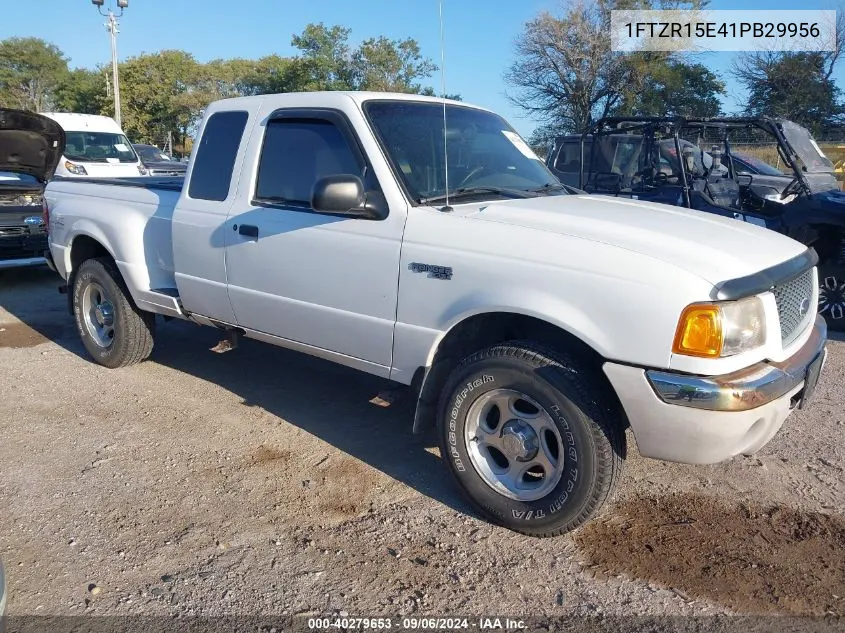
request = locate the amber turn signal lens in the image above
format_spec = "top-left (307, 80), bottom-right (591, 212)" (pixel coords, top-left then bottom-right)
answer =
top-left (673, 304), bottom-right (723, 358)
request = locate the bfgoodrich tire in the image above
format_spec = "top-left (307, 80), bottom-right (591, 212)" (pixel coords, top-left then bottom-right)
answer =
top-left (437, 341), bottom-right (625, 537)
top-left (818, 262), bottom-right (845, 332)
top-left (72, 257), bottom-right (155, 368)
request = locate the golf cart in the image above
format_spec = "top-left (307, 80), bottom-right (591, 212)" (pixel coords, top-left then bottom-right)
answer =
top-left (546, 116), bottom-right (845, 330)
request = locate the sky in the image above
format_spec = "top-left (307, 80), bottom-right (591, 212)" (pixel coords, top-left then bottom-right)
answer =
top-left (1, 0), bottom-right (843, 139)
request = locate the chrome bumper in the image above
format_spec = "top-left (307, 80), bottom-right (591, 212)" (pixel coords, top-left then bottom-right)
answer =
top-left (647, 316), bottom-right (827, 412)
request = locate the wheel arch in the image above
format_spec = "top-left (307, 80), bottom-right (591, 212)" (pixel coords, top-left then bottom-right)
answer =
top-left (65, 232), bottom-right (134, 315)
top-left (410, 310), bottom-right (623, 434)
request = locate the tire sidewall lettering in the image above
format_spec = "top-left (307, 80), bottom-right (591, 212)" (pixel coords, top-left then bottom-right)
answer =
top-left (449, 375), bottom-right (495, 473)
top-left (443, 363), bottom-right (591, 525)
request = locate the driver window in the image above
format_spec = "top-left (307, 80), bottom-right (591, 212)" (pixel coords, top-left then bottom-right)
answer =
top-left (255, 119), bottom-right (363, 207)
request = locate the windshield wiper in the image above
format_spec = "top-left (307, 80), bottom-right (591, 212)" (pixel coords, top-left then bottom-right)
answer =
top-left (527, 182), bottom-right (575, 194)
top-left (418, 186), bottom-right (537, 205)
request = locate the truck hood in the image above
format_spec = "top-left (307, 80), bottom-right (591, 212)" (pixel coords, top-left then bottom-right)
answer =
top-left (0, 108), bottom-right (65, 183)
top-left (465, 195), bottom-right (807, 285)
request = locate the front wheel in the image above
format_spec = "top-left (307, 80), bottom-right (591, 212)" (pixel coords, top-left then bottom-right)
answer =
top-left (818, 262), bottom-right (845, 331)
top-left (72, 257), bottom-right (155, 368)
top-left (437, 342), bottom-right (625, 537)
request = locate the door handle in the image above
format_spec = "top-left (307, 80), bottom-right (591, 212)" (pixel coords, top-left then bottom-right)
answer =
top-left (238, 224), bottom-right (259, 238)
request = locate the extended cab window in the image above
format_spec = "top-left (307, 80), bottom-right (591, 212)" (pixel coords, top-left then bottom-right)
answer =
top-left (255, 119), bottom-right (362, 207)
top-left (188, 110), bottom-right (248, 201)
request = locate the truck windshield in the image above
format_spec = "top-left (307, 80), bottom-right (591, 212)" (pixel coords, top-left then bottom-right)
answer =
top-left (364, 101), bottom-right (561, 203)
top-left (64, 131), bottom-right (139, 163)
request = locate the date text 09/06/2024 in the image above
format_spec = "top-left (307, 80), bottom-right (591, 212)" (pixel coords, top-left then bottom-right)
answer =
top-left (307, 617), bottom-right (527, 630)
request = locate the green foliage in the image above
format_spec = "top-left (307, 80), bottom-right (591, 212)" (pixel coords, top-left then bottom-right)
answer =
top-left (737, 53), bottom-right (843, 133)
top-left (625, 60), bottom-right (725, 118)
top-left (0, 23), bottom-right (439, 145)
top-left (291, 23), bottom-right (355, 91)
top-left (0, 37), bottom-right (68, 111)
top-left (55, 68), bottom-right (108, 114)
top-left (352, 37), bottom-right (437, 92)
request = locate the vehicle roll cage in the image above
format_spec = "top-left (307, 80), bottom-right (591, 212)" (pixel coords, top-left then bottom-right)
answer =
top-left (575, 116), bottom-right (806, 204)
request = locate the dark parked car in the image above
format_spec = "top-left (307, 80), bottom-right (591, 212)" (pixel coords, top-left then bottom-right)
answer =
top-left (718, 151), bottom-right (794, 201)
top-left (0, 108), bottom-right (64, 269)
top-left (132, 143), bottom-right (187, 177)
top-left (547, 116), bottom-right (845, 330)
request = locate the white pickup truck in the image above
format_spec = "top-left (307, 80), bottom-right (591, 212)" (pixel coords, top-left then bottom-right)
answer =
top-left (40, 92), bottom-right (827, 536)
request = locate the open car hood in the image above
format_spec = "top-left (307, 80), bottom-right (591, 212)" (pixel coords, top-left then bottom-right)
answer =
top-left (0, 108), bottom-right (65, 183)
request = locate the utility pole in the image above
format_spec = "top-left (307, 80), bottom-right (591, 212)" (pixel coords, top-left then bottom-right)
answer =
top-left (92, 0), bottom-right (128, 128)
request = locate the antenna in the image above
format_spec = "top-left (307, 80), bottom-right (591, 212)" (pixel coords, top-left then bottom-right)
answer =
top-left (438, 0), bottom-right (452, 212)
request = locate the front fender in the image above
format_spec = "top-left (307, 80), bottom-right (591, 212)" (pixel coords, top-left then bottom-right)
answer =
top-left (426, 288), bottom-right (612, 367)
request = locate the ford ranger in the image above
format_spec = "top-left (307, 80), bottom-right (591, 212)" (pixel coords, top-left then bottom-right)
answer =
top-left (40, 92), bottom-right (827, 536)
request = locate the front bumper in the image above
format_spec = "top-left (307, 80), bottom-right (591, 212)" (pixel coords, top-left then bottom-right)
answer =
top-left (0, 232), bottom-right (48, 269)
top-left (603, 316), bottom-right (827, 464)
top-left (0, 256), bottom-right (46, 270)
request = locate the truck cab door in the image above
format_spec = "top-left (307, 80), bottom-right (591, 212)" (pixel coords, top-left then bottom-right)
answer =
top-left (223, 108), bottom-right (406, 374)
top-left (172, 110), bottom-right (251, 324)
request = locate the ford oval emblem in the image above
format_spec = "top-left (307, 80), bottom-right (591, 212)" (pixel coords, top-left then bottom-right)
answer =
top-left (23, 216), bottom-right (44, 226)
top-left (798, 297), bottom-right (812, 319)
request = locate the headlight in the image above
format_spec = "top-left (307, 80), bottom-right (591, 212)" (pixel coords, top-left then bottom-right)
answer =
top-left (673, 296), bottom-right (766, 358)
top-left (65, 161), bottom-right (87, 176)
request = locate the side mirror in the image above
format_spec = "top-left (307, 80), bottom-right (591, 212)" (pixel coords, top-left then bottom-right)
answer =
top-left (736, 174), bottom-right (752, 187)
top-left (311, 175), bottom-right (387, 220)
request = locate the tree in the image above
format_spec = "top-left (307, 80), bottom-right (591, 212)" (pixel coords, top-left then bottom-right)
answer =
top-left (55, 68), bottom-right (108, 114)
top-left (732, 11), bottom-right (845, 131)
top-left (351, 36), bottom-right (436, 92)
top-left (289, 23), bottom-right (438, 94)
top-left (117, 50), bottom-right (204, 146)
top-left (506, 0), bottom-right (722, 137)
top-left (733, 52), bottom-right (843, 132)
top-left (291, 23), bottom-right (355, 91)
top-left (0, 37), bottom-right (69, 111)
top-left (506, 2), bottom-right (633, 134)
top-left (229, 55), bottom-right (309, 96)
top-left (627, 60), bottom-right (724, 117)
top-left (0, 25), bottom-right (437, 145)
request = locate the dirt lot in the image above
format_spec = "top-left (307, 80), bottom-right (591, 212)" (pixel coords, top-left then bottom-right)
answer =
top-left (0, 267), bottom-right (843, 627)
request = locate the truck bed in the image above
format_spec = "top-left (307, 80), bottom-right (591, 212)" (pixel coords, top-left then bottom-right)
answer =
top-left (52, 175), bottom-right (185, 192)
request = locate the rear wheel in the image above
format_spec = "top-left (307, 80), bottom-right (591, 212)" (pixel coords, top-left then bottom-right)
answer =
top-left (437, 341), bottom-right (625, 537)
top-left (818, 262), bottom-right (845, 331)
top-left (73, 257), bottom-right (155, 368)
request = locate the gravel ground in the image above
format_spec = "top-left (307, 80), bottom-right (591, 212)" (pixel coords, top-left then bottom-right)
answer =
top-left (0, 267), bottom-right (843, 628)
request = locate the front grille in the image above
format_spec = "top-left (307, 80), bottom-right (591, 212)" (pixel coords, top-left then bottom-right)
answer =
top-left (772, 268), bottom-right (815, 345)
top-left (0, 233), bottom-right (47, 260)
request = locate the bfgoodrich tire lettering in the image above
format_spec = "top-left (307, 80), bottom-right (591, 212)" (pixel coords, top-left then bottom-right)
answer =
top-left (73, 257), bottom-right (155, 368)
top-left (437, 341), bottom-right (625, 537)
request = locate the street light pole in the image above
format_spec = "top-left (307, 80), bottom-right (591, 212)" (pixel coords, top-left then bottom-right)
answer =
top-left (106, 11), bottom-right (121, 128)
top-left (92, 0), bottom-right (128, 128)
